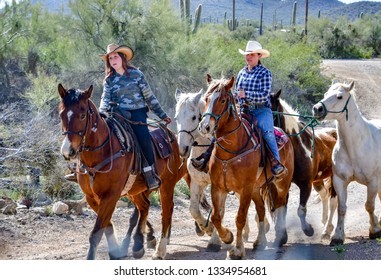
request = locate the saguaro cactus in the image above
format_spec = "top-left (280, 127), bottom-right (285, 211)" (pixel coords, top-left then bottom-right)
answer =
top-left (292, 1), bottom-right (297, 31)
top-left (180, 0), bottom-right (202, 34)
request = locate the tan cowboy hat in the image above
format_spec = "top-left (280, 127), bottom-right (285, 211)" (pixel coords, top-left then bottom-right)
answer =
top-left (99, 43), bottom-right (134, 61)
top-left (238, 41), bottom-right (270, 58)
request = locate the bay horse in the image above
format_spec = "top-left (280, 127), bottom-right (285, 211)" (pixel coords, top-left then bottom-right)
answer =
top-left (175, 88), bottom-right (263, 252)
top-left (58, 84), bottom-right (186, 259)
top-left (271, 90), bottom-right (338, 239)
top-left (198, 75), bottom-right (294, 259)
top-left (312, 81), bottom-right (381, 245)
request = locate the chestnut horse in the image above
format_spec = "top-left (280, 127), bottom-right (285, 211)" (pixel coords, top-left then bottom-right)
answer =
top-left (198, 75), bottom-right (294, 259)
top-left (271, 90), bottom-right (338, 239)
top-left (58, 84), bottom-right (186, 259)
top-left (313, 81), bottom-right (381, 245)
top-left (175, 88), bottom-right (266, 252)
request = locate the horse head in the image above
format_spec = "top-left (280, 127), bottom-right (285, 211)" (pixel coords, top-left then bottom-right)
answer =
top-left (175, 88), bottom-right (205, 158)
top-left (312, 80), bottom-right (354, 121)
top-left (198, 74), bottom-right (236, 138)
top-left (58, 83), bottom-right (95, 160)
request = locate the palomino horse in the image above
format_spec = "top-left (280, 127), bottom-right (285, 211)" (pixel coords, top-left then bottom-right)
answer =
top-left (271, 90), bottom-right (338, 239)
top-left (58, 84), bottom-right (186, 259)
top-left (198, 75), bottom-right (294, 259)
top-left (312, 81), bottom-right (381, 245)
top-left (175, 89), bottom-right (259, 251)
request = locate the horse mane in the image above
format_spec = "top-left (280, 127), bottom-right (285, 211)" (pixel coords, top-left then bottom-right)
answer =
top-left (278, 98), bottom-right (302, 132)
top-left (174, 90), bottom-right (204, 119)
top-left (61, 88), bottom-right (88, 106)
top-left (206, 77), bottom-right (231, 96)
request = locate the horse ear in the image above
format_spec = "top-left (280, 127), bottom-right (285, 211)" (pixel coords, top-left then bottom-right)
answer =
top-left (175, 88), bottom-right (182, 102)
top-left (58, 83), bottom-right (66, 99)
top-left (227, 76), bottom-right (235, 90)
top-left (206, 74), bottom-right (212, 84)
top-left (276, 89), bottom-right (281, 98)
top-left (348, 80), bottom-right (354, 91)
top-left (85, 85), bottom-right (93, 98)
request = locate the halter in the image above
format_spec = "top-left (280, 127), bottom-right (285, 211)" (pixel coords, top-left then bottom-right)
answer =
top-left (178, 122), bottom-right (209, 147)
top-left (318, 93), bottom-right (352, 121)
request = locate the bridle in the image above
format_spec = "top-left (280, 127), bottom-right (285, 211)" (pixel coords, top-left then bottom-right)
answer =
top-left (62, 101), bottom-right (110, 154)
top-left (202, 89), bottom-right (253, 155)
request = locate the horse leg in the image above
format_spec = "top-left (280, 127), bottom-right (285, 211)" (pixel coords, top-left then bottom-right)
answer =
top-left (152, 182), bottom-right (175, 260)
top-left (227, 193), bottom-right (252, 260)
top-left (104, 222), bottom-right (121, 259)
top-left (146, 220), bottom-right (156, 249)
top-left (210, 188), bottom-right (232, 245)
top-left (321, 178), bottom-right (337, 240)
top-left (189, 181), bottom-right (214, 236)
top-left (272, 183), bottom-right (289, 248)
top-left (296, 180), bottom-right (314, 236)
top-left (90, 196), bottom-right (121, 259)
top-left (131, 193), bottom-right (150, 259)
top-left (252, 187), bottom-right (267, 250)
top-left (365, 179), bottom-right (381, 239)
top-left (120, 205), bottom-right (139, 256)
top-left (330, 176), bottom-right (349, 246)
top-left (234, 193), bottom-right (251, 242)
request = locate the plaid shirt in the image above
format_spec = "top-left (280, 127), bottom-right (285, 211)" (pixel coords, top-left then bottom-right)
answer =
top-left (234, 63), bottom-right (272, 108)
top-left (99, 68), bottom-right (168, 119)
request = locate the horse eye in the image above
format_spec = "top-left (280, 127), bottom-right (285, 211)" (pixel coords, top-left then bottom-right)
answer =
top-left (192, 115), bottom-right (196, 121)
top-left (80, 113), bottom-right (86, 120)
top-left (338, 96), bottom-right (343, 100)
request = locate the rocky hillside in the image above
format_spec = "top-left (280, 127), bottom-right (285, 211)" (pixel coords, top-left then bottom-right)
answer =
top-left (25, 0), bottom-right (381, 25)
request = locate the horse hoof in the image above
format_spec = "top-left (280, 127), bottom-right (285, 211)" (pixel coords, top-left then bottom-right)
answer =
top-left (273, 232), bottom-right (288, 248)
top-left (329, 238), bottom-right (344, 246)
top-left (147, 237), bottom-right (156, 249)
top-left (253, 242), bottom-right (267, 251)
top-left (206, 243), bottom-right (221, 252)
top-left (369, 230), bottom-right (381, 239)
top-left (303, 225), bottom-right (314, 237)
top-left (195, 222), bottom-right (205, 237)
top-left (133, 248), bottom-right (145, 259)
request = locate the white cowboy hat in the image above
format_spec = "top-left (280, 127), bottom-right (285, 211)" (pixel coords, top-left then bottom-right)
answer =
top-left (99, 43), bottom-right (134, 61)
top-left (238, 41), bottom-right (270, 58)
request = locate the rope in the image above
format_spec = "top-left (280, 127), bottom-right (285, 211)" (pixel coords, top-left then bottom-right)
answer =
top-left (272, 110), bottom-right (321, 158)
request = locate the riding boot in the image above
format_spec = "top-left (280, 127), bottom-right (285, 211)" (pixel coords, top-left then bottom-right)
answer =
top-left (143, 164), bottom-right (161, 190)
top-left (191, 140), bottom-right (215, 173)
top-left (270, 157), bottom-right (287, 177)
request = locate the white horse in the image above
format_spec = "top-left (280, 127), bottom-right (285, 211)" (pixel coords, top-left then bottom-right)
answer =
top-left (175, 89), bottom-right (266, 251)
top-left (312, 81), bottom-right (381, 245)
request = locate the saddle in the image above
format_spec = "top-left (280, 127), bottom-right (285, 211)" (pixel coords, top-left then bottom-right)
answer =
top-left (102, 112), bottom-right (174, 174)
top-left (240, 113), bottom-right (288, 165)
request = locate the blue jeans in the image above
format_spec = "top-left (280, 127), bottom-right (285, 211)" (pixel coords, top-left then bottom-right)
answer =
top-left (249, 107), bottom-right (280, 162)
top-left (127, 107), bottom-right (154, 166)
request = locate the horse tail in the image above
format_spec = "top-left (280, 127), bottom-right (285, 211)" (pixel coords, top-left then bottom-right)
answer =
top-left (261, 183), bottom-right (278, 222)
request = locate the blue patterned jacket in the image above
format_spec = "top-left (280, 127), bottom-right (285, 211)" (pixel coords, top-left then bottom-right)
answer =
top-left (99, 68), bottom-right (168, 119)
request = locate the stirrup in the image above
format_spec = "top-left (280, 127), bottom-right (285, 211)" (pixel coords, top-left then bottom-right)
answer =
top-left (271, 163), bottom-right (287, 178)
top-left (64, 173), bottom-right (77, 182)
top-left (143, 165), bottom-right (161, 190)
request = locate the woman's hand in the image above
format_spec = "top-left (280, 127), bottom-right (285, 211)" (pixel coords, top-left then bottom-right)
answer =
top-left (163, 117), bottom-right (171, 124)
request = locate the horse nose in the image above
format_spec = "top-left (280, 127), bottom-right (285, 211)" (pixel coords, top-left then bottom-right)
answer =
top-left (312, 104), bottom-right (322, 115)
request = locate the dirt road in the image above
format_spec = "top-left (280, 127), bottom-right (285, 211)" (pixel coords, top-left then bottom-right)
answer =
top-left (1, 59), bottom-right (381, 261)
